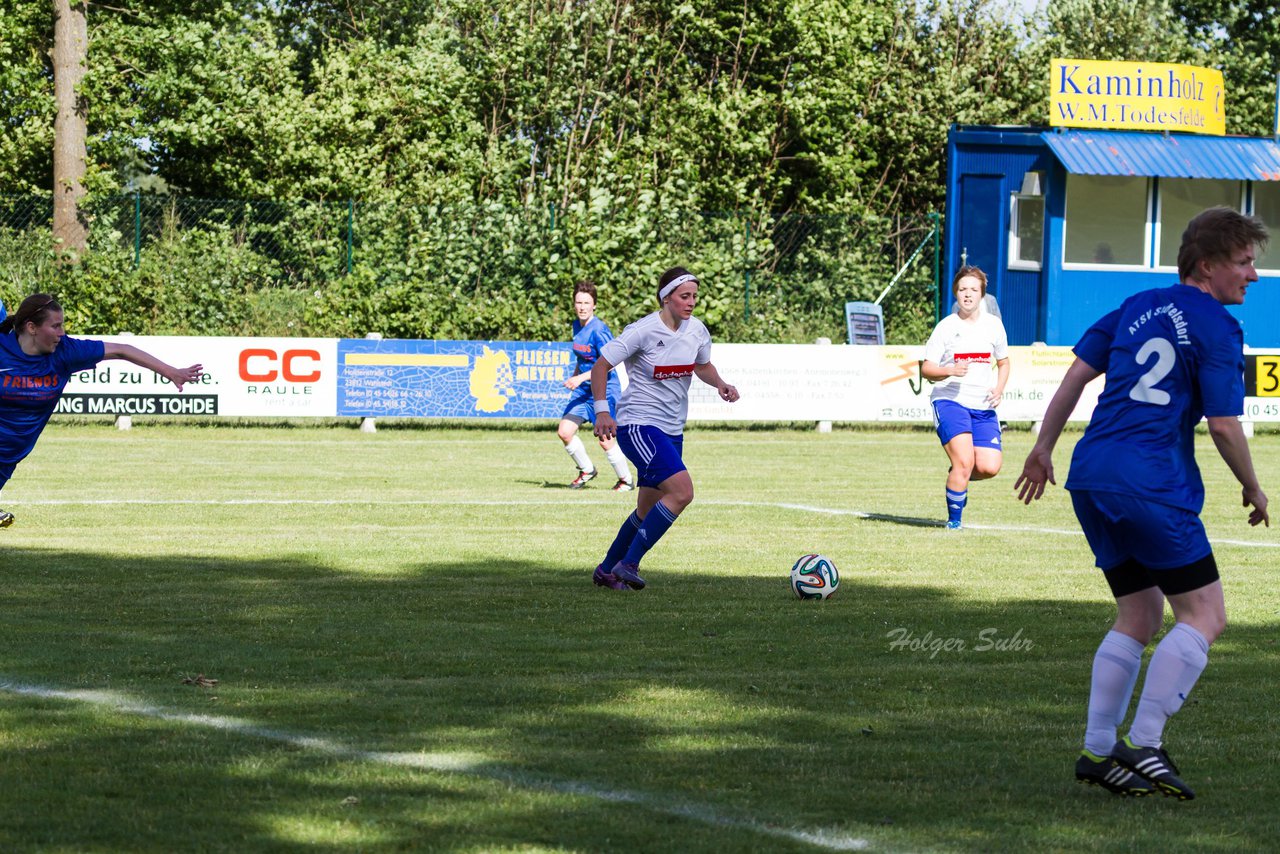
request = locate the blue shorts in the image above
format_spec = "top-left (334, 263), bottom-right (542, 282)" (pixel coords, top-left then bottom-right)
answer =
top-left (1070, 489), bottom-right (1212, 571)
top-left (616, 425), bottom-right (686, 488)
top-left (932, 399), bottom-right (1002, 448)
top-left (561, 388), bottom-right (618, 423)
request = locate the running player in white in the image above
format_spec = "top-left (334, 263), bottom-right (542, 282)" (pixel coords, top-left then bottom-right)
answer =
top-left (1016, 207), bottom-right (1270, 799)
top-left (922, 266), bottom-right (1010, 529)
top-left (587, 266), bottom-right (739, 590)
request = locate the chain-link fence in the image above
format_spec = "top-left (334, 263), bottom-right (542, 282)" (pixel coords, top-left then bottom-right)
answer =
top-left (0, 194), bottom-right (940, 344)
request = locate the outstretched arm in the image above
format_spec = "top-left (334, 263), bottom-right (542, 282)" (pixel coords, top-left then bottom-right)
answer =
top-left (1207, 416), bottom-right (1270, 527)
top-left (693, 362), bottom-right (739, 402)
top-left (102, 342), bottom-right (203, 392)
top-left (1014, 358), bottom-right (1100, 504)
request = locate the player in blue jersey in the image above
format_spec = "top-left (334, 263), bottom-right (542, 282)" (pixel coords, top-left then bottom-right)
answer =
top-left (588, 266), bottom-right (739, 591)
top-left (0, 293), bottom-right (204, 528)
top-left (922, 266), bottom-right (1010, 530)
top-left (556, 281), bottom-right (633, 490)
top-left (1015, 207), bottom-right (1270, 800)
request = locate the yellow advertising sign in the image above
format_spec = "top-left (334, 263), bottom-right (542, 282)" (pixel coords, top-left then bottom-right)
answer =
top-left (1050, 58), bottom-right (1225, 135)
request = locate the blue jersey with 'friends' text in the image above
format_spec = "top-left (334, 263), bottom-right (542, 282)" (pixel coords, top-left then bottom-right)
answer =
top-left (571, 316), bottom-right (620, 398)
top-left (0, 333), bottom-right (105, 465)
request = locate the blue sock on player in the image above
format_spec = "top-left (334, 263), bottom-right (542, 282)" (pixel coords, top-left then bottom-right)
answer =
top-left (601, 511), bottom-right (642, 570)
top-left (622, 501), bottom-right (679, 566)
top-left (946, 488), bottom-right (967, 524)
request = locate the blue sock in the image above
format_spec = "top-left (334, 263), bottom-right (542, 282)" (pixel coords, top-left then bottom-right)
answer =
top-left (946, 489), bottom-right (967, 524)
top-left (622, 501), bottom-right (679, 566)
top-left (601, 511), bottom-right (642, 569)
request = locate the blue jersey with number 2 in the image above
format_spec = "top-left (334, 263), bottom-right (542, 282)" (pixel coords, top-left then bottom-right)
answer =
top-left (1066, 284), bottom-right (1243, 513)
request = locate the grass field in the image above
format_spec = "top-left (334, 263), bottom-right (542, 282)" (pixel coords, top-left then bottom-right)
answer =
top-left (2, 420), bottom-right (1278, 853)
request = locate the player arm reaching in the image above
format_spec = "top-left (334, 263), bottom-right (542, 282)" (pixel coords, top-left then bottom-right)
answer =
top-left (590, 356), bottom-right (618, 441)
top-left (1014, 357), bottom-right (1101, 504)
top-left (921, 359), bottom-right (966, 381)
top-left (564, 369), bottom-right (591, 390)
top-left (693, 362), bottom-right (740, 403)
top-left (102, 342), bottom-right (203, 391)
top-left (1205, 416), bottom-right (1270, 526)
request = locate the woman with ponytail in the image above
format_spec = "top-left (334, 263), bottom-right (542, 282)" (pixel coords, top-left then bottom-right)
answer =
top-left (586, 266), bottom-right (739, 591)
top-left (0, 293), bottom-right (203, 528)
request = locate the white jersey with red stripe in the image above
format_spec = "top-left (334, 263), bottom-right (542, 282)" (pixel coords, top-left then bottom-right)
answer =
top-left (600, 311), bottom-right (712, 434)
top-left (923, 310), bottom-right (1009, 411)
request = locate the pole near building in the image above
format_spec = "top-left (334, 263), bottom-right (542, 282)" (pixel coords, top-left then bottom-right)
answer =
top-left (1274, 73), bottom-right (1280, 141)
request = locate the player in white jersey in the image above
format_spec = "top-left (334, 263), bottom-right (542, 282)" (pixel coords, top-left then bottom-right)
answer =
top-left (587, 266), bottom-right (739, 590)
top-left (921, 266), bottom-right (1010, 529)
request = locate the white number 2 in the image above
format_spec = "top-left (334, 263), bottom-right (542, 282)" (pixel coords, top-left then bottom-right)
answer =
top-left (1128, 337), bottom-right (1175, 406)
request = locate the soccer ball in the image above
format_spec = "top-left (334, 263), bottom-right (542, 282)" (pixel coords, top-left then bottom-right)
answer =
top-left (790, 554), bottom-right (839, 600)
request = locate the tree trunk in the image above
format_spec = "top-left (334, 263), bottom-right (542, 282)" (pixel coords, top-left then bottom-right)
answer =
top-left (52, 0), bottom-right (89, 259)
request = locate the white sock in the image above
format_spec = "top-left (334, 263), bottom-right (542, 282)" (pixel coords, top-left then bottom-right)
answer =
top-left (563, 435), bottom-right (593, 472)
top-left (1127, 623), bottom-right (1210, 748)
top-left (1083, 630), bottom-right (1145, 756)
top-left (604, 444), bottom-right (631, 482)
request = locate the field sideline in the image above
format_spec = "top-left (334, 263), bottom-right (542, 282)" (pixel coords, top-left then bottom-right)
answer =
top-left (2, 421), bottom-right (1278, 852)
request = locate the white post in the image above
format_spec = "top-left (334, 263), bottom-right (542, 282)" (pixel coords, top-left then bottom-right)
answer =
top-left (1242, 419), bottom-right (1255, 438)
top-left (815, 337), bottom-right (832, 433)
top-left (359, 332), bottom-right (382, 433)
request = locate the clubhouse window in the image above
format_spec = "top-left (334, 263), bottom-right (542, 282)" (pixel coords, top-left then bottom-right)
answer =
top-left (1157, 178), bottom-right (1243, 268)
top-left (1063, 174), bottom-right (1148, 266)
top-left (1008, 191), bottom-right (1044, 270)
top-left (1252, 181), bottom-right (1280, 271)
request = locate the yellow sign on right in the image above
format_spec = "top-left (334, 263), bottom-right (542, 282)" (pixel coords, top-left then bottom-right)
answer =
top-left (1050, 58), bottom-right (1225, 136)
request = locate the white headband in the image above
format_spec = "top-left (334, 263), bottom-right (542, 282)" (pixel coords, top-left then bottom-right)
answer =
top-left (660, 273), bottom-right (698, 300)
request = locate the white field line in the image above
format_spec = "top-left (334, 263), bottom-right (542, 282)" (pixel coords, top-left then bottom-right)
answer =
top-left (722, 501), bottom-right (1280, 550)
top-left (0, 680), bottom-right (870, 852)
top-left (7, 496), bottom-right (1278, 549)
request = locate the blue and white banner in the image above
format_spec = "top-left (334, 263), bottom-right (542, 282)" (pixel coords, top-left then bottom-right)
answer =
top-left (337, 339), bottom-right (573, 418)
top-left (56, 337), bottom-right (1280, 423)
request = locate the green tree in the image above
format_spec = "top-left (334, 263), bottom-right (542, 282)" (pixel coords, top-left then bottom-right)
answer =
top-left (1173, 0), bottom-right (1280, 135)
top-left (7, 0), bottom-right (1173, 343)
top-left (1031, 0), bottom-right (1202, 63)
top-left (0, 0), bottom-right (55, 194)
top-left (1019, 0), bottom-right (1208, 124)
top-left (80, 3), bottom-right (304, 197)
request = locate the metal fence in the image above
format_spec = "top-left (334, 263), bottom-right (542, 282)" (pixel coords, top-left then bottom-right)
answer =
top-left (0, 194), bottom-right (941, 343)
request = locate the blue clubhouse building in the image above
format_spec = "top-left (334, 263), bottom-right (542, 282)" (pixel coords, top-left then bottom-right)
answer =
top-left (945, 124), bottom-right (1280, 347)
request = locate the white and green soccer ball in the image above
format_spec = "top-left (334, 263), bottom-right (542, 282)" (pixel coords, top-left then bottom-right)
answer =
top-left (790, 553), bottom-right (839, 600)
